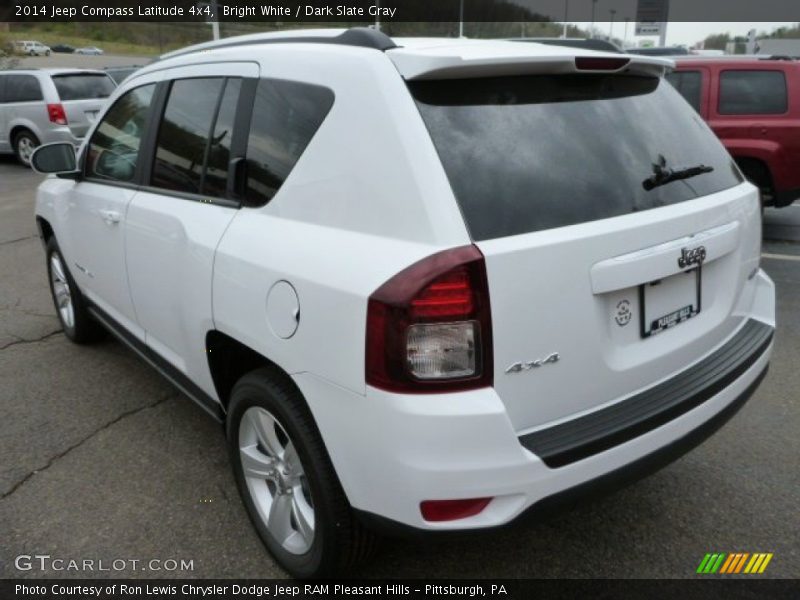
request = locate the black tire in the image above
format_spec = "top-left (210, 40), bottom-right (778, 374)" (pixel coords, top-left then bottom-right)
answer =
top-left (227, 367), bottom-right (375, 578)
top-left (45, 50), bottom-right (51, 56)
top-left (45, 237), bottom-right (105, 344)
top-left (13, 129), bottom-right (39, 167)
top-left (737, 159), bottom-right (774, 206)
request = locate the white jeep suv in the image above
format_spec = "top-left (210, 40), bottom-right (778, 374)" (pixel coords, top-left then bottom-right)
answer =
top-left (32, 28), bottom-right (775, 578)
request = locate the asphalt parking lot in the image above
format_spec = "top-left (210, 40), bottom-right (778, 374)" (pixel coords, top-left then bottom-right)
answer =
top-left (0, 156), bottom-right (798, 579)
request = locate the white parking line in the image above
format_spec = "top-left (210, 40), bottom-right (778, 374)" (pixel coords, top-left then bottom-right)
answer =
top-left (762, 253), bottom-right (800, 262)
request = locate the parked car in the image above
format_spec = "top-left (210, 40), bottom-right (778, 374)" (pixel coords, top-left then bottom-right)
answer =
top-left (668, 56), bottom-right (800, 207)
top-left (51, 44), bottom-right (76, 54)
top-left (0, 68), bottom-right (116, 166)
top-left (31, 29), bottom-right (774, 577)
top-left (104, 65), bottom-right (143, 84)
top-left (75, 47), bottom-right (104, 56)
top-left (13, 41), bottom-right (51, 56)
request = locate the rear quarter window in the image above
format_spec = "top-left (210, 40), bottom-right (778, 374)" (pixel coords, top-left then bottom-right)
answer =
top-left (718, 70), bottom-right (788, 115)
top-left (411, 74), bottom-right (742, 241)
top-left (244, 79), bottom-right (334, 207)
top-left (52, 74), bottom-right (116, 101)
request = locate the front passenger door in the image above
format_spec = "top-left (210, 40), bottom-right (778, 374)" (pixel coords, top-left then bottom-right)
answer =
top-left (60, 82), bottom-right (159, 340)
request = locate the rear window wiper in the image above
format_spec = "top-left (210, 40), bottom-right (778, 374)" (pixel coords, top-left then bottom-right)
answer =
top-left (643, 155), bottom-right (714, 191)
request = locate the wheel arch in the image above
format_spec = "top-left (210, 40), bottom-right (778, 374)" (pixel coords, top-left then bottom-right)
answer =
top-left (206, 330), bottom-right (300, 413)
top-left (36, 216), bottom-right (55, 246)
top-left (10, 123), bottom-right (40, 147)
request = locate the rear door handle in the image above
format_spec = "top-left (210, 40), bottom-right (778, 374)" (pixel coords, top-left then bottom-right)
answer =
top-left (100, 209), bottom-right (121, 225)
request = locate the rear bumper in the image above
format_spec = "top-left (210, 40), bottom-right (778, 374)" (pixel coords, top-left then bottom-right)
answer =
top-left (357, 364), bottom-right (769, 538)
top-left (295, 271), bottom-right (775, 533)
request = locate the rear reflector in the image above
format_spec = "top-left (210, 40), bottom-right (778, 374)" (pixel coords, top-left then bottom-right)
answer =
top-left (575, 57), bottom-right (631, 71)
top-left (47, 103), bottom-right (68, 126)
top-left (420, 498), bottom-right (492, 522)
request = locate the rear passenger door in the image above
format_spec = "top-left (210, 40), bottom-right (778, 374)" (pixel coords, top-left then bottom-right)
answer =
top-left (124, 63), bottom-right (257, 399)
top-left (3, 74), bottom-right (44, 144)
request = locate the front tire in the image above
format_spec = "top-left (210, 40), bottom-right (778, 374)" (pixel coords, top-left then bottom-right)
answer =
top-left (45, 237), bottom-right (105, 343)
top-left (227, 367), bottom-right (374, 578)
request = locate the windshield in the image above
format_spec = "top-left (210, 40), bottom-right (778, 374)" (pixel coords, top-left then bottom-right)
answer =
top-left (52, 74), bottom-right (116, 101)
top-left (410, 74), bottom-right (742, 241)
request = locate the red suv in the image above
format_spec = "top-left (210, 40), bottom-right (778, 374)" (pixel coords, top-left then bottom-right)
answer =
top-left (669, 57), bottom-right (800, 207)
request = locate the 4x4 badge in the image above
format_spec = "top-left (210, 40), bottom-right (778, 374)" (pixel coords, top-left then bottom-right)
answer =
top-left (678, 246), bottom-right (707, 269)
top-left (505, 353), bottom-right (560, 374)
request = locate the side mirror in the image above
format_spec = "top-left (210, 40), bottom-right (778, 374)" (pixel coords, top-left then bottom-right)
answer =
top-left (30, 143), bottom-right (79, 178)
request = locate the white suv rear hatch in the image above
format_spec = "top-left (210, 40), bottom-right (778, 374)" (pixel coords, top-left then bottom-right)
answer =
top-left (401, 44), bottom-right (761, 433)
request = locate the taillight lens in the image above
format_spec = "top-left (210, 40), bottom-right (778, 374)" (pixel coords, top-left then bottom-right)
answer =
top-left (47, 103), bottom-right (68, 126)
top-left (366, 245), bottom-right (493, 393)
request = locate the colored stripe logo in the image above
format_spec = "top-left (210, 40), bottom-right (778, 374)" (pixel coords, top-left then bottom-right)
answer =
top-left (697, 552), bottom-right (773, 574)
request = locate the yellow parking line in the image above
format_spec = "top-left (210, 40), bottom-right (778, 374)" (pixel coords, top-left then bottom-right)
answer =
top-left (761, 253), bottom-right (800, 262)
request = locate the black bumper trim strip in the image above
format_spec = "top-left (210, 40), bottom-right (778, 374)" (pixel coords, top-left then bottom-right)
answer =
top-left (518, 319), bottom-right (773, 468)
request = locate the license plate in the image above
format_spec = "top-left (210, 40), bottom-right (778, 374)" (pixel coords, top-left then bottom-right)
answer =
top-left (639, 268), bottom-right (701, 338)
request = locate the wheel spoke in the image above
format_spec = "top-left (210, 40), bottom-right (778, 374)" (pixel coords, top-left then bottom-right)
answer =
top-left (267, 493), bottom-right (294, 545)
top-left (240, 445), bottom-right (275, 479)
top-left (292, 494), bottom-right (315, 547)
top-left (51, 256), bottom-right (66, 283)
top-left (250, 410), bottom-right (285, 459)
top-left (283, 442), bottom-right (304, 477)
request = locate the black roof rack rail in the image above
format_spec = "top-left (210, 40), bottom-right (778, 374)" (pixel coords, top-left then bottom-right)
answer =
top-left (760, 55), bottom-right (798, 61)
top-left (159, 27), bottom-right (397, 62)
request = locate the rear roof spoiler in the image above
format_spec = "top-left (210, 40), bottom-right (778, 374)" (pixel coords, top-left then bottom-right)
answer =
top-left (387, 44), bottom-right (672, 80)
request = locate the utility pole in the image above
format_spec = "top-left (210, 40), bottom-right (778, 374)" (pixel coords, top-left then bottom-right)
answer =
top-left (562, 0), bottom-right (568, 38)
top-left (375, 0), bottom-right (380, 31)
top-left (609, 9), bottom-right (616, 40)
top-left (590, 0), bottom-right (597, 39)
top-left (459, 0), bottom-right (464, 38)
top-left (623, 18), bottom-right (630, 47)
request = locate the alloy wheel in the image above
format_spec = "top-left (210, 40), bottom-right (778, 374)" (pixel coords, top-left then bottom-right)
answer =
top-left (17, 137), bottom-right (35, 165)
top-left (239, 407), bottom-right (315, 555)
top-left (49, 253), bottom-right (75, 330)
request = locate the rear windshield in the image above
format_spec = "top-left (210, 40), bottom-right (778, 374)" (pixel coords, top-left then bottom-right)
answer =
top-left (410, 74), bottom-right (742, 241)
top-left (52, 74), bottom-right (116, 101)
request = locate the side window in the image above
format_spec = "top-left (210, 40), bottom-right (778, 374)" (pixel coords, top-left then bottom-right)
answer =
top-left (245, 79), bottom-right (334, 207)
top-left (0, 76), bottom-right (6, 103)
top-left (203, 78), bottom-right (242, 198)
top-left (87, 84), bottom-right (155, 183)
top-left (665, 71), bottom-right (702, 112)
top-left (719, 70), bottom-right (787, 115)
top-left (5, 75), bottom-right (43, 103)
top-left (150, 78), bottom-right (225, 195)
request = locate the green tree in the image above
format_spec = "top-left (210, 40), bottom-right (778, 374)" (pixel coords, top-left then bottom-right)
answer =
top-left (703, 33), bottom-right (731, 50)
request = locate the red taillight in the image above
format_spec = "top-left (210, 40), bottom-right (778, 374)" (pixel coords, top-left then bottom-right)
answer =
top-left (575, 57), bottom-right (631, 71)
top-left (365, 245), bottom-right (493, 393)
top-left (420, 498), bottom-right (492, 522)
top-left (47, 103), bottom-right (68, 126)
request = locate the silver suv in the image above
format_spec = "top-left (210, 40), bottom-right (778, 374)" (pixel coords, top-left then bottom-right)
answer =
top-left (0, 68), bottom-right (116, 166)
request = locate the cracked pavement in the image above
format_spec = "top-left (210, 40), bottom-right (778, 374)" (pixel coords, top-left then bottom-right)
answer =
top-left (0, 155), bottom-right (798, 579)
